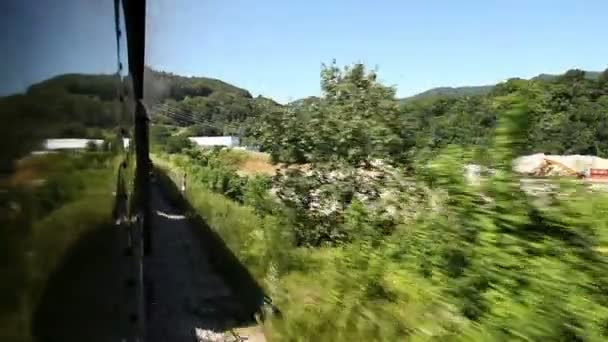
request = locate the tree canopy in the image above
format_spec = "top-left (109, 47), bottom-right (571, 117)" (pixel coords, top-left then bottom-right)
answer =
top-left (252, 68), bottom-right (608, 165)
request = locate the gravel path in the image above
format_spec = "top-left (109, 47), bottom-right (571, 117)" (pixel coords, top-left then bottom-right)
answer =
top-left (145, 185), bottom-right (245, 341)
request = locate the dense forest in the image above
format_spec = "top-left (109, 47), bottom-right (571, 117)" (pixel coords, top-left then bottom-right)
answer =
top-left (147, 65), bottom-right (608, 163)
top-left (254, 66), bottom-right (608, 164)
top-left (4, 65), bottom-right (607, 166)
top-left (144, 67), bottom-right (280, 138)
top-left (0, 67), bottom-right (277, 171)
top-left (401, 71), bottom-right (602, 102)
top-left (152, 62), bottom-right (608, 341)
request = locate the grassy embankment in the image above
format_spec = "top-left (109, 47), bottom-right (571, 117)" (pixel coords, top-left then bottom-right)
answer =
top-left (0, 152), bottom-right (126, 341)
top-left (154, 146), bottom-right (608, 341)
top-left (152, 151), bottom-right (440, 341)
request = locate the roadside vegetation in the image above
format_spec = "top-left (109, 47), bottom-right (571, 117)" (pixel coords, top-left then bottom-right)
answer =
top-left (153, 62), bottom-right (608, 341)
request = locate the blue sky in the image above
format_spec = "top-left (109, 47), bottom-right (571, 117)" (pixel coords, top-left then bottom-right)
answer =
top-left (2, 0), bottom-right (608, 103)
top-left (0, 0), bottom-right (119, 95)
top-left (146, 0), bottom-right (608, 103)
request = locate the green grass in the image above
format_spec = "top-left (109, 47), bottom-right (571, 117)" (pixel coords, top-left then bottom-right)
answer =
top-left (154, 155), bottom-right (279, 281)
top-left (153, 151), bottom-right (608, 341)
top-left (153, 155), bottom-right (438, 341)
top-left (0, 152), bottom-right (122, 341)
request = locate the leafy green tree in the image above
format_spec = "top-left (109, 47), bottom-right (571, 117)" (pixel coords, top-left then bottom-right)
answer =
top-left (150, 125), bottom-right (173, 149)
top-left (310, 62), bottom-right (403, 166)
top-left (164, 135), bottom-right (194, 154)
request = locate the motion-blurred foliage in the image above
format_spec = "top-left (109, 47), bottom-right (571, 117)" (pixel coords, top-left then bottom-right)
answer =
top-left (157, 63), bottom-right (608, 341)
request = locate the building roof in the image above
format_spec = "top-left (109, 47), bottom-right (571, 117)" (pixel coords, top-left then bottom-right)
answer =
top-left (44, 138), bottom-right (104, 150)
top-left (188, 136), bottom-right (240, 146)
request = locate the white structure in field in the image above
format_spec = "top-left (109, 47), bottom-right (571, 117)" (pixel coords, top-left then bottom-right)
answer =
top-left (513, 153), bottom-right (608, 174)
top-left (44, 138), bottom-right (104, 150)
top-left (188, 136), bottom-right (240, 148)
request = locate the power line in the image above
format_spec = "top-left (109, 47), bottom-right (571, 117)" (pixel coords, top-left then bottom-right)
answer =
top-left (152, 110), bottom-right (237, 131)
top-left (151, 103), bottom-right (235, 127)
top-left (152, 101), bottom-right (208, 115)
top-left (149, 102), bottom-right (250, 136)
top-left (149, 104), bottom-right (200, 119)
top-left (152, 100), bottom-right (250, 120)
top-left (151, 111), bottom-right (248, 137)
top-left (150, 104), bottom-right (206, 121)
top-left (152, 109), bottom-right (211, 126)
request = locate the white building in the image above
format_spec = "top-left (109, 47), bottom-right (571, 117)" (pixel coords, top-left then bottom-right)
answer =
top-left (188, 136), bottom-right (240, 148)
top-left (44, 138), bottom-right (104, 150)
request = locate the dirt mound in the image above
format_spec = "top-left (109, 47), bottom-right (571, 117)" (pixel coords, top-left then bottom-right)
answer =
top-left (513, 153), bottom-right (608, 175)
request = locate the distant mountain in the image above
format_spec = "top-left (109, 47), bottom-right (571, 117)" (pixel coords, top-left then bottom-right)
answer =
top-left (401, 85), bottom-right (494, 102)
top-left (141, 68), bottom-right (288, 135)
top-left (288, 96), bottom-right (321, 107)
top-left (26, 73), bottom-right (122, 101)
top-left (12, 72), bottom-right (129, 135)
top-left (254, 95), bottom-right (283, 108)
top-left (401, 69), bottom-right (603, 103)
top-left (143, 67), bottom-right (253, 105)
top-left (531, 71), bottom-right (601, 81)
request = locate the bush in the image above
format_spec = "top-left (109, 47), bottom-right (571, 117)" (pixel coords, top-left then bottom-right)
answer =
top-left (164, 134), bottom-right (194, 154)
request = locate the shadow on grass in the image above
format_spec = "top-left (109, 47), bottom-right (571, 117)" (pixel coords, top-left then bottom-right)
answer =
top-left (31, 223), bottom-right (129, 342)
top-left (32, 165), bottom-right (133, 342)
top-left (152, 167), bottom-right (268, 325)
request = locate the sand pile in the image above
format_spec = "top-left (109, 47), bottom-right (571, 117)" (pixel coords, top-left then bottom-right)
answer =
top-left (513, 153), bottom-right (608, 175)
